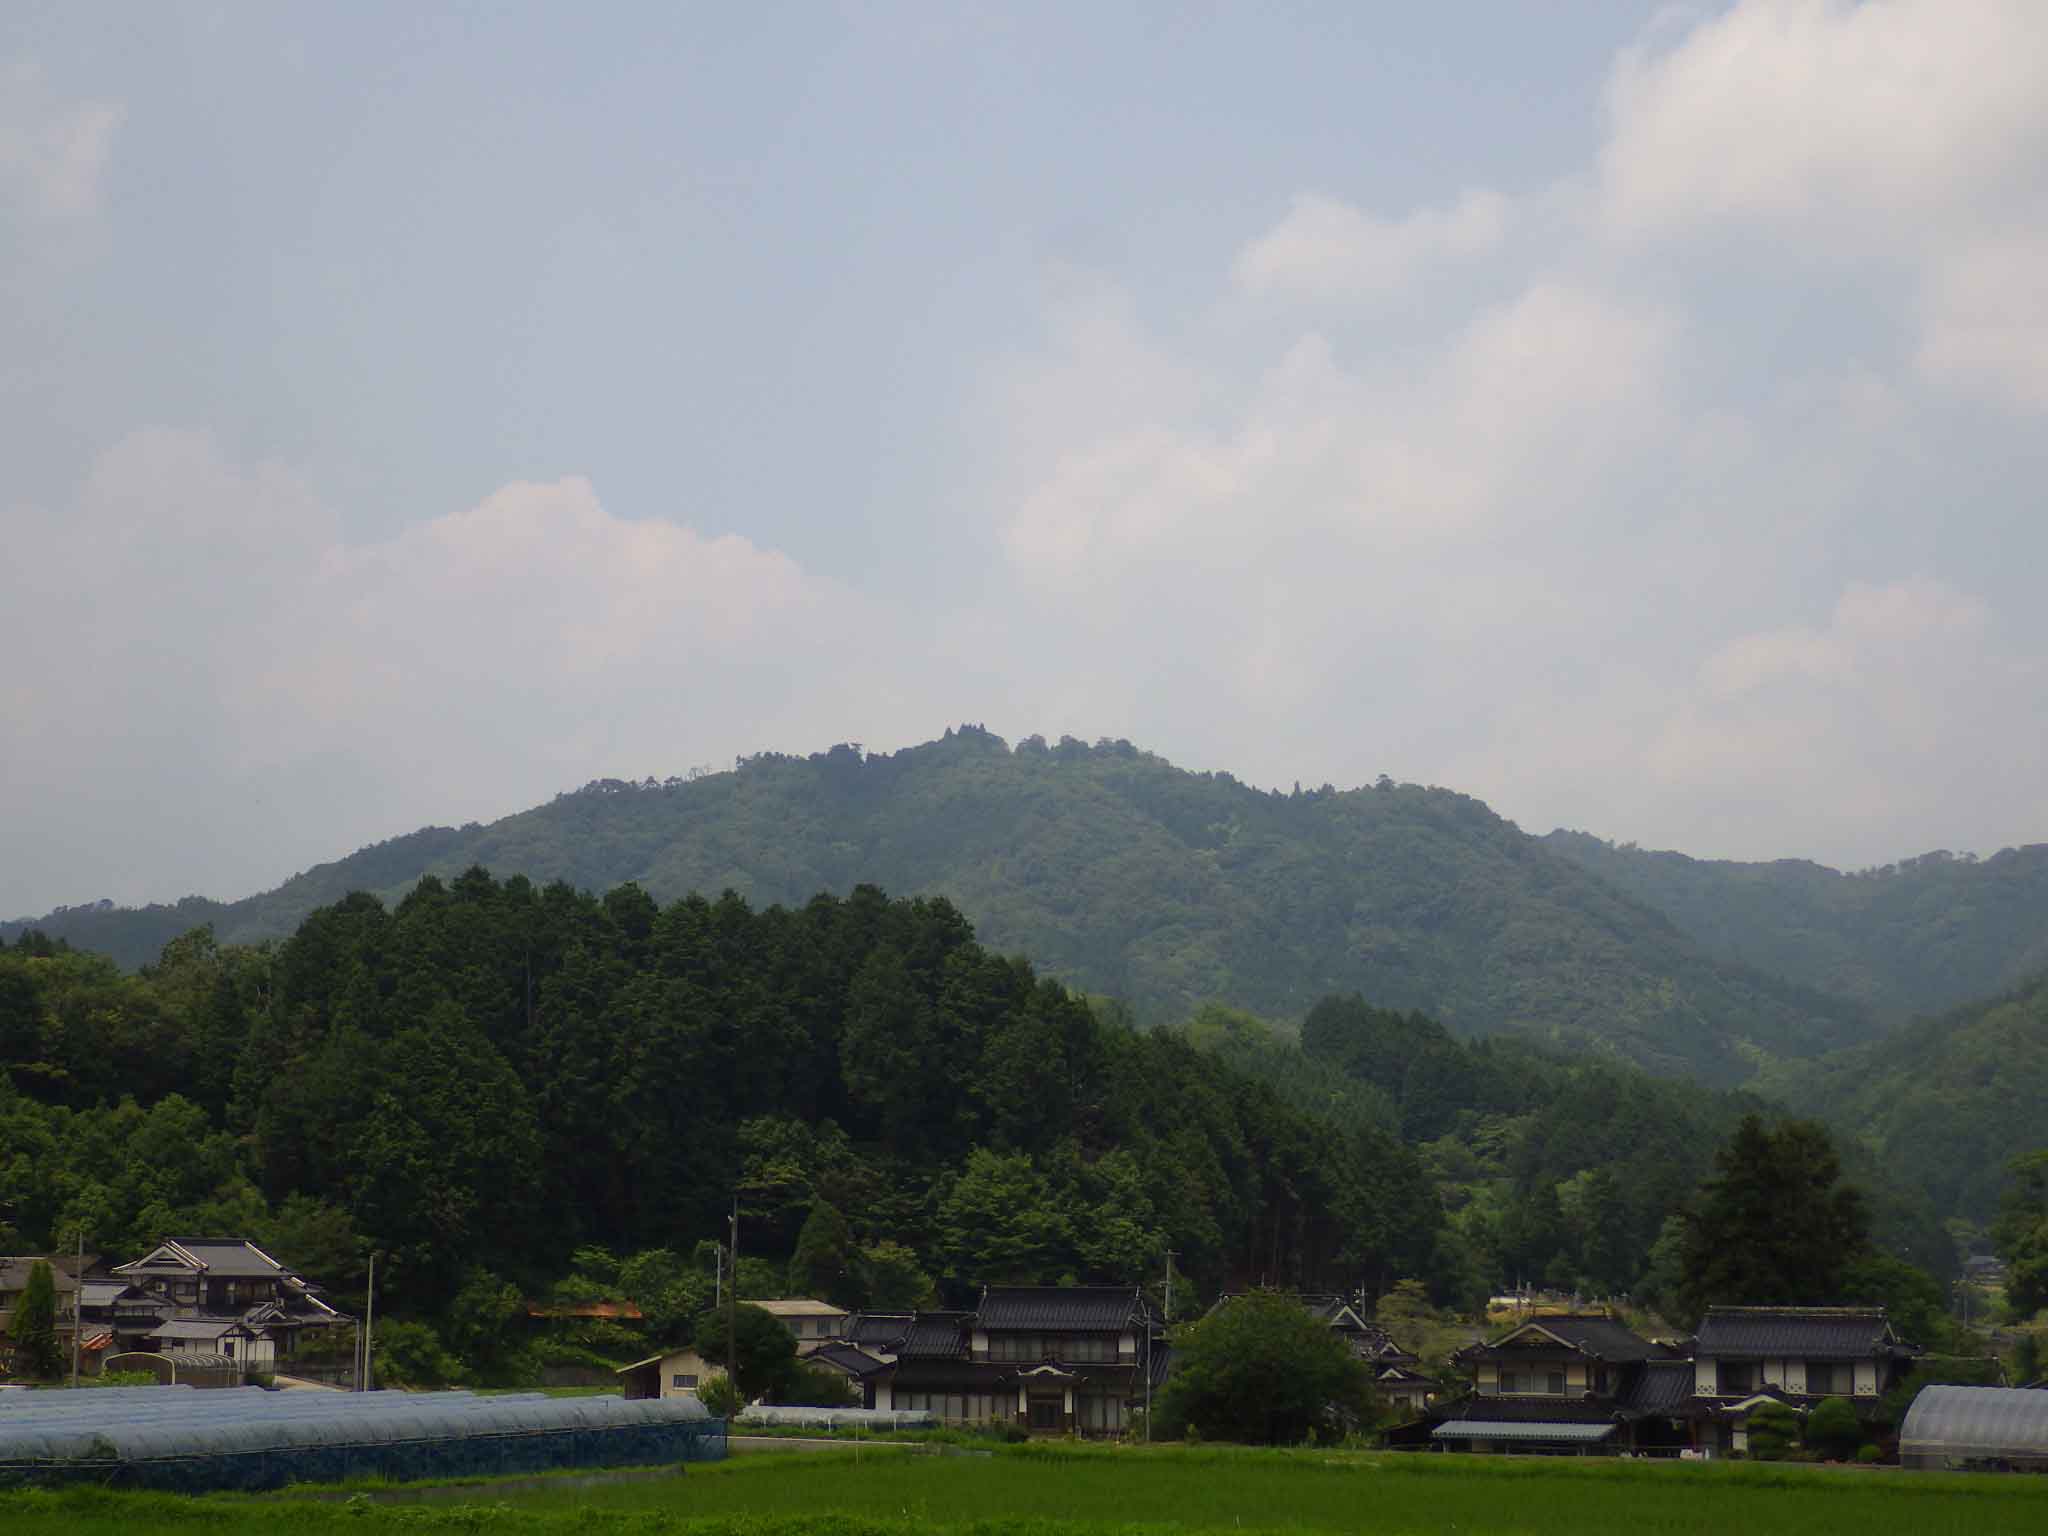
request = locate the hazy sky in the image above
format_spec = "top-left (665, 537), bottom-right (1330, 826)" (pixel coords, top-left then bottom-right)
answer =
top-left (5, 0), bottom-right (2047, 915)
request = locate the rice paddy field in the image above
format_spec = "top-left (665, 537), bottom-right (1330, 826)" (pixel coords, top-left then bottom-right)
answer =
top-left (6, 1444), bottom-right (2048, 1535)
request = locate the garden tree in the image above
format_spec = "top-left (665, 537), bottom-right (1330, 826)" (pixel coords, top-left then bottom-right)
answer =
top-left (12, 1259), bottom-right (64, 1379)
top-left (1745, 1400), bottom-right (1801, 1461)
top-left (1153, 1290), bottom-right (1377, 1445)
top-left (693, 1302), bottom-right (798, 1403)
top-left (779, 1360), bottom-right (860, 1408)
top-left (697, 1373), bottom-right (741, 1418)
top-left (858, 1241), bottom-right (936, 1310)
top-left (617, 1248), bottom-right (711, 1343)
top-left (1990, 1150), bottom-right (2048, 1317)
top-left (440, 1269), bottom-right (529, 1383)
top-left (933, 1148), bottom-right (1078, 1284)
top-left (1804, 1396), bottom-right (1863, 1460)
top-left (787, 1200), bottom-right (860, 1308)
top-left (1675, 1115), bottom-right (1870, 1329)
top-left (2011, 1331), bottom-right (2041, 1386)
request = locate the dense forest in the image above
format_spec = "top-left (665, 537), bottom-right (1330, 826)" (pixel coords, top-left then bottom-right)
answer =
top-left (2, 729), bottom-right (1873, 1086)
top-left (1, 871), bottom-right (1979, 1384)
top-left (1760, 973), bottom-right (2048, 1224)
top-left (1544, 831), bottom-right (2048, 1024)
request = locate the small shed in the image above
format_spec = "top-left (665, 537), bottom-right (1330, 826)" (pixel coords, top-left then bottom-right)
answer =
top-left (1900, 1385), bottom-right (2048, 1472)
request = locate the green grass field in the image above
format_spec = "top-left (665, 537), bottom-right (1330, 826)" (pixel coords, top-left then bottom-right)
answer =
top-left (6, 1445), bottom-right (2047, 1535)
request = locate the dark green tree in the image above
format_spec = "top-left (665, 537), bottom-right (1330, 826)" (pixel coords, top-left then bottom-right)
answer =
top-left (858, 1241), bottom-right (935, 1310)
top-left (1745, 1400), bottom-right (1801, 1461)
top-left (1676, 1115), bottom-right (1870, 1328)
top-left (693, 1302), bottom-right (798, 1403)
top-left (1152, 1290), bottom-right (1376, 1445)
top-left (12, 1258), bottom-right (64, 1379)
top-left (1839, 1252), bottom-right (1949, 1348)
top-left (1804, 1395), bottom-right (1862, 1460)
top-left (787, 1200), bottom-right (860, 1308)
top-left (1991, 1150), bottom-right (2048, 1317)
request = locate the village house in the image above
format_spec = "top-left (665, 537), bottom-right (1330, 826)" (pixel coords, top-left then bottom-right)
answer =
top-left (858, 1285), bottom-right (1162, 1435)
top-left (748, 1298), bottom-right (850, 1354)
top-left (107, 1238), bottom-right (350, 1376)
top-left (616, 1344), bottom-right (725, 1401)
top-left (1686, 1305), bottom-right (1920, 1454)
top-left (0, 1254), bottom-right (86, 1373)
top-left (1298, 1294), bottom-right (1440, 1416)
top-left (1431, 1313), bottom-right (1695, 1455)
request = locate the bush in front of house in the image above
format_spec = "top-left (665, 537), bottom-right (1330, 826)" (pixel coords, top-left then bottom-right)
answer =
top-left (1745, 1401), bottom-right (1801, 1461)
top-left (1856, 1443), bottom-right (1883, 1463)
top-left (1804, 1395), bottom-right (1863, 1461)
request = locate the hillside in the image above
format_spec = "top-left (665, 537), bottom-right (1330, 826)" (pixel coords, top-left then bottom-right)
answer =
top-left (1760, 972), bottom-right (2048, 1223)
top-left (1543, 832), bottom-right (2048, 1023)
top-left (3, 729), bottom-right (1871, 1084)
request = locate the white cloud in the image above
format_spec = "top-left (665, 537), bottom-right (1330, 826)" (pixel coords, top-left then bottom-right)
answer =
top-left (0, 60), bottom-right (122, 218)
top-left (1234, 188), bottom-right (1510, 300)
top-left (1598, 0), bottom-right (2048, 411)
top-left (0, 430), bottom-right (904, 909)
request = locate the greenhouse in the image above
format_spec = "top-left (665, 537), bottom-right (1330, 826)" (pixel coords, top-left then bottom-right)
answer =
top-left (0, 1385), bottom-right (724, 1492)
top-left (1899, 1386), bottom-right (2048, 1473)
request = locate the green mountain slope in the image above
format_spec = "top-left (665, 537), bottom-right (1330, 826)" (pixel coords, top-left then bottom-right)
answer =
top-left (1759, 973), bottom-right (2048, 1222)
top-left (1543, 832), bottom-right (2048, 1023)
top-left (4, 728), bottom-right (1872, 1082)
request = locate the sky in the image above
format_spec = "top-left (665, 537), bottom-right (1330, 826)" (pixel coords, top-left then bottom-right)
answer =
top-left (4, 0), bottom-right (2047, 916)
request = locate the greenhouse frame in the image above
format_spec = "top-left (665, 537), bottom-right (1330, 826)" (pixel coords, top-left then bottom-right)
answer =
top-left (1898, 1385), bottom-right (2048, 1473)
top-left (0, 1385), bottom-right (724, 1492)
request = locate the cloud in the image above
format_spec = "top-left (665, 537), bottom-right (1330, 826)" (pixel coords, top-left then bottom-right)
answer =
top-left (1234, 188), bottom-right (1510, 301)
top-left (0, 430), bottom-right (901, 910)
top-left (1598, 0), bottom-right (2048, 411)
top-left (0, 60), bottom-right (122, 219)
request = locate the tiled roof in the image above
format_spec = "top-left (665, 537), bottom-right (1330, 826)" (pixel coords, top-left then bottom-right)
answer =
top-left (807, 1343), bottom-right (890, 1378)
top-left (844, 1313), bottom-right (915, 1351)
top-left (1495, 1315), bottom-right (1658, 1363)
top-left (896, 1312), bottom-right (972, 1359)
top-left (0, 1257), bottom-right (80, 1293)
top-left (1622, 1359), bottom-right (1696, 1416)
top-left (751, 1298), bottom-right (847, 1318)
top-left (978, 1285), bottom-right (1145, 1332)
top-left (1695, 1307), bottom-right (1903, 1361)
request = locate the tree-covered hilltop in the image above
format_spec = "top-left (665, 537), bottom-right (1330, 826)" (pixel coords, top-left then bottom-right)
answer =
top-left (0, 877), bottom-right (1445, 1313)
top-left (1758, 972), bottom-right (2048, 1224)
top-left (3, 729), bottom-right (1871, 1084)
top-left (1543, 831), bottom-right (2048, 1024)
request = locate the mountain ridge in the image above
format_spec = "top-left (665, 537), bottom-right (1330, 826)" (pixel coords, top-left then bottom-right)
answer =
top-left (2, 727), bottom-right (1872, 1085)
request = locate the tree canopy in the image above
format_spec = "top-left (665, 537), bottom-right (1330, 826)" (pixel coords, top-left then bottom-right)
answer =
top-left (1153, 1290), bottom-right (1377, 1444)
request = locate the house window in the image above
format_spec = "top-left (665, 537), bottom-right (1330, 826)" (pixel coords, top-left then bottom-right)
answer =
top-left (1806, 1363), bottom-right (1838, 1395)
top-left (1028, 1397), bottom-right (1061, 1431)
top-left (1546, 1372), bottom-right (1566, 1395)
top-left (223, 1340), bottom-right (235, 1358)
top-left (1720, 1363), bottom-right (1754, 1394)
top-left (673, 1373), bottom-right (698, 1390)
top-left (1499, 1371), bottom-right (1520, 1394)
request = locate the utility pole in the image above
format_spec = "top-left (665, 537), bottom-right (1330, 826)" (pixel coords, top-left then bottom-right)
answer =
top-left (727, 1195), bottom-right (739, 1403)
top-left (70, 1224), bottom-right (83, 1388)
top-left (362, 1253), bottom-right (378, 1392)
top-left (1163, 1250), bottom-right (1176, 1325)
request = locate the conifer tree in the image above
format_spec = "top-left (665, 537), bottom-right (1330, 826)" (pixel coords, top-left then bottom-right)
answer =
top-left (13, 1259), bottom-right (64, 1380)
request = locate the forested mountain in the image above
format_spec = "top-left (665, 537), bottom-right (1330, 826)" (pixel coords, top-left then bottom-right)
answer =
top-left (0, 874), bottom-right (1958, 1367)
top-left (2, 729), bottom-right (1872, 1084)
top-left (1544, 832), bottom-right (2048, 1024)
top-left (1759, 973), bottom-right (2048, 1224)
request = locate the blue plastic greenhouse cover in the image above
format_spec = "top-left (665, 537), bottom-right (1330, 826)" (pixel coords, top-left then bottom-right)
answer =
top-left (1899, 1386), bottom-right (2048, 1466)
top-left (0, 1385), bottom-right (722, 1492)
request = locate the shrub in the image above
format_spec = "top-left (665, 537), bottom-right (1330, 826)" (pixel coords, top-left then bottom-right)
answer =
top-left (1856, 1443), bottom-right (1883, 1463)
top-left (1746, 1401), bottom-right (1801, 1461)
top-left (699, 1373), bottom-right (741, 1418)
top-left (1805, 1395), bottom-right (1862, 1461)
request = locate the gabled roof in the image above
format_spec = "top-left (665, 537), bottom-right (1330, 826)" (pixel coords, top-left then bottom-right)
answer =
top-left (896, 1312), bottom-right (972, 1359)
top-left (978, 1285), bottom-right (1147, 1332)
top-left (843, 1312), bottom-right (915, 1351)
top-left (806, 1343), bottom-right (891, 1379)
top-left (1695, 1307), bottom-right (1908, 1361)
top-left (1463, 1314), bottom-right (1656, 1364)
top-left (150, 1318), bottom-right (254, 1341)
top-left (114, 1239), bottom-right (293, 1281)
top-left (1444, 1395), bottom-right (1618, 1426)
top-left (0, 1257), bottom-right (80, 1294)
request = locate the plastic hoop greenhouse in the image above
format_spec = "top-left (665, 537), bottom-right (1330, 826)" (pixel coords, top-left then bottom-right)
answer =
top-left (0, 1385), bottom-right (724, 1492)
top-left (1899, 1385), bottom-right (2048, 1473)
